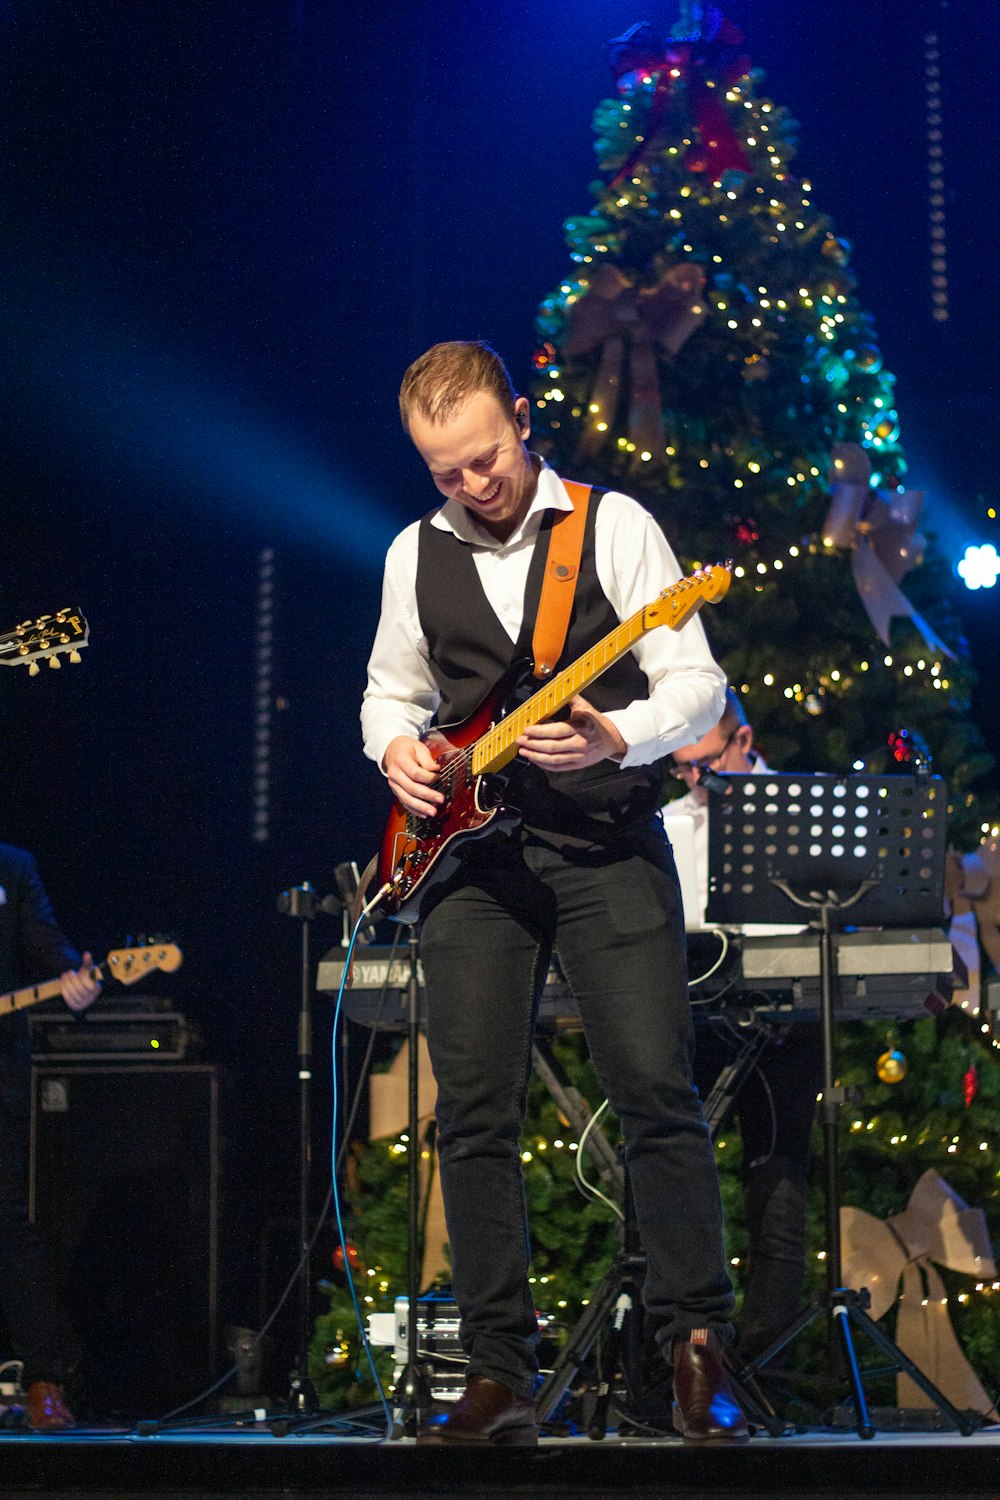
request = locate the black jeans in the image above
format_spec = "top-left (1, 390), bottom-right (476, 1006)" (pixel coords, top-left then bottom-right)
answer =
top-left (0, 1095), bottom-right (63, 1385)
top-left (692, 1019), bottom-right (822, 1361)
top-left (419, 820), bottom-right (735, 1397)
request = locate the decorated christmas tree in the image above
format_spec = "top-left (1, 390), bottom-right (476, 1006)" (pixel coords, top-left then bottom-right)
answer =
top-left (310, 4), bottom-right (1000, 1417)
top-left (530, 6), bottom-right (994, 842)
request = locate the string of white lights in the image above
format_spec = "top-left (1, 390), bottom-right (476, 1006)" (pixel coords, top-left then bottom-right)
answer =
top-left (251, 547), bottom-right (275, 844)
top-left (925, 30), bottom-right (948, 323)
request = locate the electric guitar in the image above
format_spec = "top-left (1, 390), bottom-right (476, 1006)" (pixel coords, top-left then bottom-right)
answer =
top-left (376, 563), bottom-right (731, 922)
top-left (0, 941), bottom-right (183, 1017)
top-left (0, 609), bottom-right (89, 676)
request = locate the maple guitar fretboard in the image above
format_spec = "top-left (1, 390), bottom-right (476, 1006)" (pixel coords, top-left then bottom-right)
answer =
top-left (471, 565), bottom-right (730, 777)
top-left (0, 975), bottom-right (73, 1015)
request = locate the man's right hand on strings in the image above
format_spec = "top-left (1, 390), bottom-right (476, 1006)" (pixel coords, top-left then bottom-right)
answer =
top-left (383, 735), bottom-right (445, 818)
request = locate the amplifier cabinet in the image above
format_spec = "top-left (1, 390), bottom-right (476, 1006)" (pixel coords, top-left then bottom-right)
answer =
top-left (29, 1063), bottom-right (219, 1420)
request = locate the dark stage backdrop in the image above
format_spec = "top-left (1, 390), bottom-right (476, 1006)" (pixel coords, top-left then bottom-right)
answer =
top-left (2, 0), bottom-right (996, 1360)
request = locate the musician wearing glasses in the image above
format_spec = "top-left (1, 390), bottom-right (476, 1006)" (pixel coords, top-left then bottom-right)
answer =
top-left (362, 341), bottom-right (750, 1446)
top-left (662, 690), bottom-right (822, 1373)
top-left (663, 688), bottom-right (758, 896)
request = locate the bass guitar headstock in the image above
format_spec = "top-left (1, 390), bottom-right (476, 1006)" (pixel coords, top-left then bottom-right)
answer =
top-left (105, 941), bottom-right (184, 985)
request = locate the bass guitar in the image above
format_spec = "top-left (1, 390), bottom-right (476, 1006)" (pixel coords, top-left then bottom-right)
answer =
top-left (376, 563), bottom-right (731, 922)
top-left (0, 941), bottom-right (183, 1017)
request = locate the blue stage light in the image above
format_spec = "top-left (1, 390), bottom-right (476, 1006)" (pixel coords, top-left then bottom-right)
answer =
top-left (5, 262), bottom-right (400, 567)
top-left (957, 544), bottom-right (1000, 591)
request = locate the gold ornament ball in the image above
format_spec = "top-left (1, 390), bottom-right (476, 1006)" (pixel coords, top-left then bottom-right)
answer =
top-left (873, 414), bottom-right (900, 443)
top-left (876, 1048), bottom-right (907, 1084)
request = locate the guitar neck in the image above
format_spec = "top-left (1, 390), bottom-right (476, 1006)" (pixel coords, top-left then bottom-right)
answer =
top-left (0, 964), bottom-right (104, 1017)
top-left (471, 598), bottom-right (653, 777)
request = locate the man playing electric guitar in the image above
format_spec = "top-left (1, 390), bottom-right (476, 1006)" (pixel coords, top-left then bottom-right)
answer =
top-left (0, 841), bottom-right (101, 1431)
top-left (362, 340), bottom-right (748, 1446)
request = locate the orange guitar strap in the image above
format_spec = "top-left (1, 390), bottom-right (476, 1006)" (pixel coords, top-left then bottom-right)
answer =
top-left (530, 480), bottom-right (592, 680)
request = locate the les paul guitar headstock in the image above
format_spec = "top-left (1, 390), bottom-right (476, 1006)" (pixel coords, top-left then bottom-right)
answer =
top-left (0, 609), bottom-right (89, 675)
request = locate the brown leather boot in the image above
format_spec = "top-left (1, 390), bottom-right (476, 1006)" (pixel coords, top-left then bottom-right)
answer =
top-left (25, 1381), bottom-right (76, 1433)
top-left (416, 1375), bottom-right (538, 1446)
top-left (672, 1328), bottom-right (750, 1444)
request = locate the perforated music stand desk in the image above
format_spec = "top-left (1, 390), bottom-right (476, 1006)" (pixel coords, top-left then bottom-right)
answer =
top-left (705, 771), bottom-right (947, 929)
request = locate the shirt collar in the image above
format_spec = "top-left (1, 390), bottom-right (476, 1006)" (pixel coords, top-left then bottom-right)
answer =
top-left (429, 458), bottom-right (572, 549)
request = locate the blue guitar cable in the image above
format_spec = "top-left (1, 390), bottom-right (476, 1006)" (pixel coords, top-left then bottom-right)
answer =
top-left (329, 892), bottom-right (395, 1440)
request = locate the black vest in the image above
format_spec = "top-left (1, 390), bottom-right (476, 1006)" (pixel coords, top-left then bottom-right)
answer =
top-left (414, 489), bottom-right (668, 838)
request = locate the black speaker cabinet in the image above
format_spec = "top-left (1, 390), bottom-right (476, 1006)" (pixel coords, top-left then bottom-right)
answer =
top-left (29, 1063), bottom-right (219, 1420)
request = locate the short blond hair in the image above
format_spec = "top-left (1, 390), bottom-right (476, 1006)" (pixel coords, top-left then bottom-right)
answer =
top-left (398, 341), bottom-right (518, 432)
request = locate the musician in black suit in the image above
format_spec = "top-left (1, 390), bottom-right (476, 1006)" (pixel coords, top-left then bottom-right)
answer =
top-left (0, 842), bottom-right (100, 1431)
top-left (361, 342), bottom-right (749, 1446)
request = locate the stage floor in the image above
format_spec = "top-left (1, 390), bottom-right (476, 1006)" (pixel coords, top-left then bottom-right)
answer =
top-left (4, 1418), bottom-right (1000, 1500)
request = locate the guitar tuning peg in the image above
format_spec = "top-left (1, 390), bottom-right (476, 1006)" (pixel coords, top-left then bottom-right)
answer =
top-left (29, 662), bottom-right (40, 676)
top-left (69, 651), bottom-right (81, 664)
top-left (48, 655), bottom-right (62, 669)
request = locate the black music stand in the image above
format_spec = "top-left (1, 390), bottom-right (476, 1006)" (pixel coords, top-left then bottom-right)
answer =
top-left (705, 772), bottom-right (977, 1438)
top-left (704, 771), bottom-right (948, 930)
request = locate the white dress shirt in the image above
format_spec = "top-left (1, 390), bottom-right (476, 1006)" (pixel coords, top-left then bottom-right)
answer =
top-left (361, 461), bottom-right (727, 771)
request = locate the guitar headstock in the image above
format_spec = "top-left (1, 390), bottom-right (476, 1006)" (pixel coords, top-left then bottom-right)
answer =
top-left (104, 942), bottom-right (184, 985)
top-left (644, 564), bottom-right (732, 632)
top-left (0, 609), bottom-right (89, 675)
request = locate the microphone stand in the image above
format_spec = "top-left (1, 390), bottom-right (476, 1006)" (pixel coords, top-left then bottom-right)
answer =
top-left (276, 880), bottom-right (340, 1415)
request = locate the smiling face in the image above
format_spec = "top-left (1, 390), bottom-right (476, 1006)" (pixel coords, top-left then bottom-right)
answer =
top-left (407, 390), bottom-right (537, 543)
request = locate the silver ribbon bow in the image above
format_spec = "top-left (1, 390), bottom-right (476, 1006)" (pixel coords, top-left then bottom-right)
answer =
top-left (824, 443), bottom-right (955, 658)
